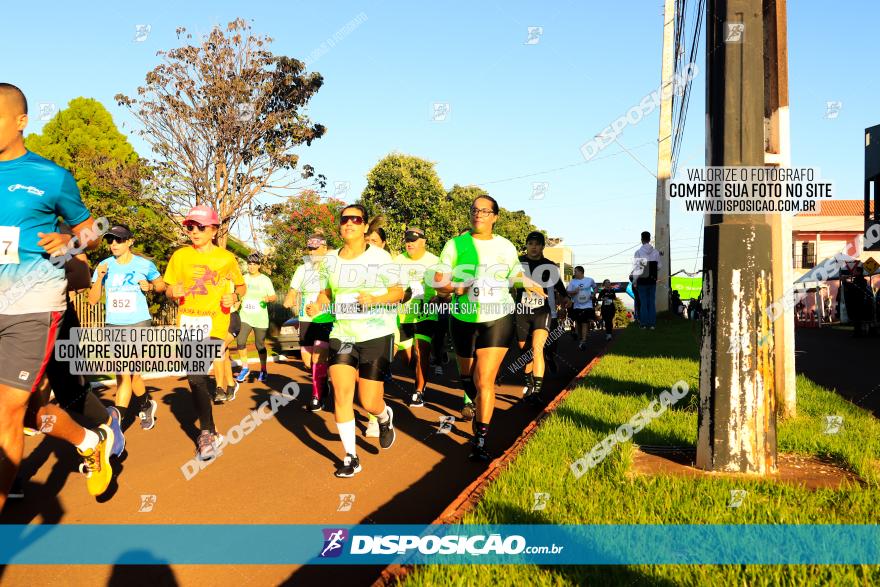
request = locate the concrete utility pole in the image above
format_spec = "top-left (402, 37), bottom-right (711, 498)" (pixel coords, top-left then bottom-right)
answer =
top-left (764, 0), bottom-right (797, 419)
top-left (653, 0), bottom-right (676, 312)
top-left (696, 0), bottom-right (777, 474)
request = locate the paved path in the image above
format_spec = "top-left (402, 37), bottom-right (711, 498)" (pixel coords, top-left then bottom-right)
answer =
top-left (1, 332), bottom-right (601, 587)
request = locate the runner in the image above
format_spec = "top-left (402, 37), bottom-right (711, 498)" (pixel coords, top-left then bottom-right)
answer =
top-left (235, 253), bottom-right (276, 384)
top-left (515, 231), bottom-right (569, 405)
top-left (597, 279), bottom-right (617, 341)
top-left (88, 223), bottom-right (165, 429)
top-left (306, 205), bottom-right (403, 477)
top-left (363, 225), bottom-right (391, 436)
top-left (434, 194), bottom-right (546, 461)
top-left (395, 227), bottom-right (440, 407)
top-left (567, 266), bottom-right (596, 350)
top-left (284, 234), bottom-right (334, 412)
top-left (164, 205), bottom-right (246, 461)
top-left (0, 83), bottom-right (114, 506)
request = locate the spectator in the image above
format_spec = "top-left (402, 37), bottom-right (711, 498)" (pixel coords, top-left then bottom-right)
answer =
top-left (631, 231), bottom-right (661, 330)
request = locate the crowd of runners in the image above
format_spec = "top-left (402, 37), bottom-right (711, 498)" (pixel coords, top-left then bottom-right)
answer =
top-left (0, 83), bottom-right (648, 508)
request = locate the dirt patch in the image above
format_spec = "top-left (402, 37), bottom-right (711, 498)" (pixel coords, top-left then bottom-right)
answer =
top-left (629, 445), bottom-right (864, 489)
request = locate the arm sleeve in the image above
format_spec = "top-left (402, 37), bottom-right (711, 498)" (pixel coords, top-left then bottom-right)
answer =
top-left (55, 172), bottom-right (90, 226)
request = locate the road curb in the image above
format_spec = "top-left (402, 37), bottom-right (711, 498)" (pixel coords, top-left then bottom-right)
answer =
top-left (372, 343), bottom-right (611, 587)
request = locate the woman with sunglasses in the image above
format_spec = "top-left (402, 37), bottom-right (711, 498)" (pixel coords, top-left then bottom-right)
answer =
top-left (164, 206), bottom-right (246, 461)
top-left (234, 252), bottom-right (276, 384)
top-left (306, 205), bottom-right (404, 478)
top-left (89, 223), bottom-right (166, 430)
top-left (434, 195), bottom-right (546, 462)
top-left (284, 233), bottom-right (334, 412)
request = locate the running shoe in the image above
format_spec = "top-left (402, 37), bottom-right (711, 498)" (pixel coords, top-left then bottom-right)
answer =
top-left (461, 402), bottom-right (476, 422)
top-left (106, 406), bottom-right (125, 457)
top-left (226, 382), bottom-right (239, 402)
top-left (364, 417), bottom-right (379, 438)
top-left (214, 387), bottom-right (228, 404)
top-left (257, 370), bottom-right (268, 383)
top-left (649, 326), bottom-right (655, 331)
top-left (23, 427), bottom-right (38, 436)
top-left (197, 430), bottom-right (219, 461)
top-left (78, 425), bottom-right (114, 496)
top-left (525, 391), bottom-right (546, 408)
top-left (468, 436), bottom-right (491, 462)
top-left (334, 453), bottom-right (362, 478)
top-left (605, 333), bottom-right (612, 341)
top-left (409, 391), bottom-right (425, 408)
top-left (308, 396), bottom-right (323, 412)
top-left (139, 399), bottom-right (158, 431)
top-left (236, 367), bottom-right (250, 383)
top-left (378, 407), bottom-right (395, 449)
top-left (578, 341), bottom-right (587, 351)
top-left (434, 365), bottom-right (444, 376)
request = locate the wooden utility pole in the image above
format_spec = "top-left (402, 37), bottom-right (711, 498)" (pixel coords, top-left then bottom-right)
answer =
top-left (653, 0), bottom-right (676, 312)
top-left (696, 0), bottom-right (777, 474)
top-left (764, 0), bottom-right (797, 418)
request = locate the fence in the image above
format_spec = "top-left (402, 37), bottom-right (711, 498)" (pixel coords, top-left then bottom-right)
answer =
top-left (71, 291), bottom-right (178, 328)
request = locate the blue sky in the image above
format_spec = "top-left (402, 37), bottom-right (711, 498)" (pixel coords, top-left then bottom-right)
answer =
top-left (2, 1), bottom-right (876, 280)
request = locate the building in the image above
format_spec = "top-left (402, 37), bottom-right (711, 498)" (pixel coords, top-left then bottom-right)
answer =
top-left (543, 241), bottom-right (573, 281)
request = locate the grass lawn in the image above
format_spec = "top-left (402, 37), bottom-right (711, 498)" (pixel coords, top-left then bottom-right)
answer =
top-left (403, 315), bottom-right (880, 586)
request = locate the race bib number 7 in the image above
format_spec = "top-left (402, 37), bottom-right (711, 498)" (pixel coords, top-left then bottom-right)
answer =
top-left (0, 226), bottom-right (21, 265)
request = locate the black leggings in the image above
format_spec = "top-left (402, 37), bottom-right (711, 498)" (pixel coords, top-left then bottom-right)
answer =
top-left (186, 374), bottom-right (215, 433)
top-left (602, 311), bottom-right (614, 334)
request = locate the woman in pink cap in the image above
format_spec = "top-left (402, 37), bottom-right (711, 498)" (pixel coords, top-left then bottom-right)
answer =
top-left (163, 206), bottom-right (246, 461)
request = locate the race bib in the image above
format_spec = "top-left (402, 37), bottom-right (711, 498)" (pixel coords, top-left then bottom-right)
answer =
top-left (0, 226), bottom-right (21, 265)
top-left (602, 297), bottom-right (614, 306)
top-left (468, 278), bottom-right (505, 303)
top-left (577, 289), bottom-right (591, 304)
top-left (180, 314), bottom-right (213, 338)
top-left (523, 290), bottom-right (544, 308)
top-left (335, 293), bottom-right (371, 320)
top-left (108, 291), bottom-right (137, 313)
top-left (242, 299), bottom-right (261, 312)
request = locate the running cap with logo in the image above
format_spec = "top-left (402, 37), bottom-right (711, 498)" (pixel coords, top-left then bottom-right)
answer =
top-left (306, 234), bottom-right (327, 250)
top-left (405, 227), bottom-right (426, 242)
top-left (104, 224), bottom-right (133, 241)
top-left (526, 231), bottom-right (545, 246)
top-left (184, 205), bottom-right (220, 226)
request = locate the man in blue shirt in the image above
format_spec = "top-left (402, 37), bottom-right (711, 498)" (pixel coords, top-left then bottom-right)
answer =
top-left (0, 83), bottom-right (115, 507)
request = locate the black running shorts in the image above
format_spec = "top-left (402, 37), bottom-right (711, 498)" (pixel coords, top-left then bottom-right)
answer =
top-left (515, 308), bottom-right (552, 343)
top-left (299, 320), bottom-right (333, 347)
top-left (450, 315), bottom-right (514, 359)
top-left (329, 334), bottom-right (395, 381)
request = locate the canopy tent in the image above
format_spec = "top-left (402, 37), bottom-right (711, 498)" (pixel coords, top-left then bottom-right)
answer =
top-left (794, 253), bottom-right (866, 284)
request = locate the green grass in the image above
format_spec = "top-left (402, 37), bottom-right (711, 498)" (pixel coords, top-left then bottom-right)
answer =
top-left (403, 315), bottom-right (880, 586)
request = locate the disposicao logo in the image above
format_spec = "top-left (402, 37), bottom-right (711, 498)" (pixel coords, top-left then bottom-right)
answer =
top-left (320, 528), bottom-right (349, 558)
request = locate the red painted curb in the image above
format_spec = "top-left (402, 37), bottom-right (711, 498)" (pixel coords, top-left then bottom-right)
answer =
top-left (372, 344), bottom-right (610, 587)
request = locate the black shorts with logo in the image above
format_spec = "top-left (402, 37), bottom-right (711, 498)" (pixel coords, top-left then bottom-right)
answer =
top-left (515, 307), bottom-right (552, 343)
top-left (329, 334), bottom-right (396, 381)
top-left (450, 315), bottom-right (515, 359)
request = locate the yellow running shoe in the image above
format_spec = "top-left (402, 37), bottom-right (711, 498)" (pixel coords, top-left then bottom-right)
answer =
top-left (77, 424), bottom-right (114, 496)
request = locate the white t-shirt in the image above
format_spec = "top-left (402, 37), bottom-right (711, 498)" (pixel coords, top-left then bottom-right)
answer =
top-left (568, 277), bottom-right (596, 309)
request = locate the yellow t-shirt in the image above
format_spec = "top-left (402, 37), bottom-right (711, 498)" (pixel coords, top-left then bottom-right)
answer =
top-left (164, 246), bottom-right (245, 339)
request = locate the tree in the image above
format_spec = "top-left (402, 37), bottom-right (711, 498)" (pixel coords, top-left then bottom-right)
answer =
top-left (115, 18), bottom-right (327, 248)
top-left (360, 153), bottom-right (447, 251)
top-left (25, 97), bottom-right (178, 270)
top-left (256, 191), bottom-right (347, 293)
top-left (495, 208), bottom-right (539, 251)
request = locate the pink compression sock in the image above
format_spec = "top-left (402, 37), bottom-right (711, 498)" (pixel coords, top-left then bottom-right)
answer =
top-left (312, 361), bottom-right (328, 400)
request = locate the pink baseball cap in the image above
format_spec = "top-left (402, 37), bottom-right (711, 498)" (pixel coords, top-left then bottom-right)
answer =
top-left (183, 205), bottom-right (220, 226)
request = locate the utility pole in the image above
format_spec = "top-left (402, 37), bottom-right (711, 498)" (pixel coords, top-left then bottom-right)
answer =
top-left (696, 0), bottom-right (777, 474)
top-left (764, 0), bottom-right (797, 419)
top-left (653, 0), bottom-right (676, 312)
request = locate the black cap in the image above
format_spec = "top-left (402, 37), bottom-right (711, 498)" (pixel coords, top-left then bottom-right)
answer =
top-left (104, 224), bottom-right (133, 241)
top-left (247, 253), bottom-right (263, 264)
top-left (526, 231), bottom-right (545, 246)
top-left (405, 228), bottom-right (426, 242)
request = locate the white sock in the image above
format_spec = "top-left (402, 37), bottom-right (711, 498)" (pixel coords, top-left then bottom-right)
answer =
top-left (376, 404), bottom-right (390, 425)
top-left (337, 419), bottom-right (357, 457)
top-left (76, 428), bottom-right (100, 452)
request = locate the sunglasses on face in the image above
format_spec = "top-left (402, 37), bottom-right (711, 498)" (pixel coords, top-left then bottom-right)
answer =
top-left (340, 215), bottom-right (365, 225)
top-left (184, 223), bottom-right (209, 232)
top-left (106, 237), bottom-right (128, 245)
top-left (470, 207), bottom-right (494, 217)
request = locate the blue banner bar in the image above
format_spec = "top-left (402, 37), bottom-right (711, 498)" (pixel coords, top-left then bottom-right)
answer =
top-left (2, 524), bottom-right (880, 565)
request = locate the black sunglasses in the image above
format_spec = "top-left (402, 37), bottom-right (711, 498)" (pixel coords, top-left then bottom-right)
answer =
top-left (340, 215), bottom-right (365, 226)
top-left (184, 223), bottom-right (210, 232)
top-left (105, 236), bottom-right (128, 244)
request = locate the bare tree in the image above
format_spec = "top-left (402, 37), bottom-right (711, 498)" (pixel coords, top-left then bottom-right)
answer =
top-left (116, 18), bottom-right (326, 247)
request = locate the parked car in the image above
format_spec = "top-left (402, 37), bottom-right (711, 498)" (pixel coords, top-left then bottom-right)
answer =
top-left (277, 317), bottom-right (301, 353)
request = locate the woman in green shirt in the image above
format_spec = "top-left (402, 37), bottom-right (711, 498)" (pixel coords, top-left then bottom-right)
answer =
top-left (435, 195), bottom-right (545, 462)
top-left (306, 205), bottom-right (404, 478)
top-left (235, 253), bottom-right (276, 383)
